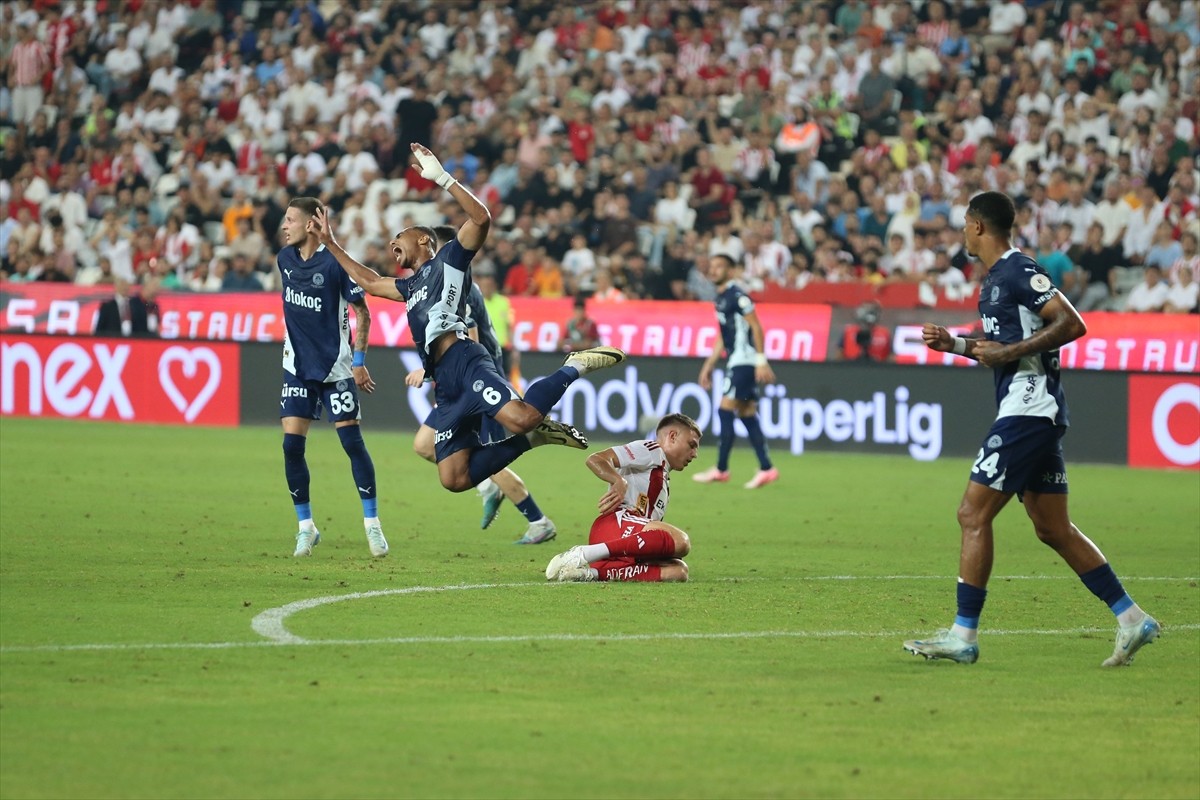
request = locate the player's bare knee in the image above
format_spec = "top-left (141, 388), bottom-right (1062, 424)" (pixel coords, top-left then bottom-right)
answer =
top-left (956, 499), bottom-right (986, 533)
top-left (673, 530), bottom-right (691, 557)
top-left (441, 473), bottom-right (474, 493)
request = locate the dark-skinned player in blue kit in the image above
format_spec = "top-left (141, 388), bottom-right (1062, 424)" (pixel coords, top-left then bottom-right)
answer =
top-left (904, 191), bottom-right (1160, 667)
top-left (310, 143), bottom-right (626, 493)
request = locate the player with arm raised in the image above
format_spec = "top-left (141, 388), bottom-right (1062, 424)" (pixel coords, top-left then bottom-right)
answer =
top-left (694, 253), bottom-right (779, 489)
top-left (544, 413), bottom-right (701, 583)
top-left (405, 225), bottom-right (558, 544)
top-left (312, 143), bottom-right (626, 493)
top-left (277, 196), bottom-right (388, 558)
top-left (904, 191), bottom-right (1159, 667)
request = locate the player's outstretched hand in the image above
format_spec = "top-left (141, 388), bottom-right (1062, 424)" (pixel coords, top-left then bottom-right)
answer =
top-left (597, 476), bottom-right (628, 516)
top-left (411, 143), bottom-right (448, 184)
top-left (755, 362), bottom-right (775, 385)
top-left (353, 365), bottom-right (376, 394)
top-left (698, 364), bottom-right (713, 390)
top-left (309, 207), bottom-right (336, 246)
top-left (921, 323), bottom-right (953, 352)
top-left (405, 367), bottom-right (426, 387)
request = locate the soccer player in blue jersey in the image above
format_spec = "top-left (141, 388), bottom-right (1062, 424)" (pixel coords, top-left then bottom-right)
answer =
top-left (404, 225), bottom-right (558, 544)
top-left (904, 191), bottom-right (1159, 667)
top-left (277, 197), bottom-right (388, 559)
top-left (693, 253), bottom-right (779, 489)
top-left (311, 143), bottom-right (625, 494)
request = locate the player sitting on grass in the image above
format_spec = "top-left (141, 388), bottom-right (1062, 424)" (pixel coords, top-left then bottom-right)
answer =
top-left (311, 143), bottom-right (625, 493)
top-left (545, 413), bottom-right (702, 583)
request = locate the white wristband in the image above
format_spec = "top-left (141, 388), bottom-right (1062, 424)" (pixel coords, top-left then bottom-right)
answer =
top-left (951, 337), bottom-right (968, 356)
top-left (435, 172), bottom-right (456, 190)
top-left (755, 353), bottom-right (768, 367)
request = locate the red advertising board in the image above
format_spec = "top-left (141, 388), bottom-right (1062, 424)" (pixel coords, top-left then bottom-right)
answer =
top-left (0, 283), bottom-right (830, 361)
top-left (1127, 375), bottom-right (1200, 469)
top-left (890, 312), bottom-right (1199, 373)
top-left (0, 333), bottom-right (240, 426)
top-left (4, 283), bottom-right (1195, 369)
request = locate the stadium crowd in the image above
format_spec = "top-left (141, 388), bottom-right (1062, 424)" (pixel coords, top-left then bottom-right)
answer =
top-left (0, 0), bottom-right (1198, 314)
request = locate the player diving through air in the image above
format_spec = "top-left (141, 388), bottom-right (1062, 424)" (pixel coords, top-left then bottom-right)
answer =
top-left (405, 225), bottom-right (559, 544)
top-left (310, 143), bottom-right (626, 492)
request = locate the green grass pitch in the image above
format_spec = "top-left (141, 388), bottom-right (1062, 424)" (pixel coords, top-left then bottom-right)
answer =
top-left (1, 418), bottom-right (1197, 799)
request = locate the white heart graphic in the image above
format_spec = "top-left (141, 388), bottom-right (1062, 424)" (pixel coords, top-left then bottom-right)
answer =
top-left (158, 346), bottom-right (222, 423)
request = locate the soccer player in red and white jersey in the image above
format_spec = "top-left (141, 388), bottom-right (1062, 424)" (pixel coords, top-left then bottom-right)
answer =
top-left (544, 414), bottom-right (702, 583)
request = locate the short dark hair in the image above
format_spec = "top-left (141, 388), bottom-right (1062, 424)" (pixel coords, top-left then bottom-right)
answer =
top-left (657, 413), bottom-right (702, 439)
top-left (965, 191), bottom-right (1016, 235)
top-left (288, 197), bottom-right (323, 217)
top-left (432, 224), bottom-right (457, 249)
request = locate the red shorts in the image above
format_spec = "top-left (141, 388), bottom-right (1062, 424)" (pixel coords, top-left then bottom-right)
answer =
top-left (588, 512), bottom-right (663, 582)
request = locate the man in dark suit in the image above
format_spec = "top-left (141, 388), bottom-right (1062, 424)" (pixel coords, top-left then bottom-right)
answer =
top-left (94, 278), bottom-right (150, 337)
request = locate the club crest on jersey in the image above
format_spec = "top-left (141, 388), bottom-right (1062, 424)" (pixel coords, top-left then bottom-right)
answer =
top-left (987, 435), bottom-right (1003, 449)
top-left (312, 273), bottom-right (325, 287)
top-left (336, 380), bottom-right (348, 391)
top-left (1030, 274), bottom-right (1051, 293)
top-left (990, 285), bottom-right (1000, 301)
top-left (472, 380), bottom-right (485, 392)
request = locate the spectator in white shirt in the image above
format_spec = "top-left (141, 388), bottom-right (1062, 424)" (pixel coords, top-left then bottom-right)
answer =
top-left (334, 136), bottom-right (380, 193)
top-left (1163, 253), bottom-right (1199, 313)
top-left (1058, 178), bottom-right (1096, 246)
top-left (1118, 66), bottom-right (1163, 118)
top-left (1122, 184), bottom-right (1165, 264)
top-left (983, 1), bottom-right (1027, 56)
top-left (1123, 265), bottom-right (1170, 312)
top-left (286, 138), bottom-right (327, 186)
top-left (103, 32), bottom-right (143, 96)
top-left (1093, 180), bottom-right (1132, 247)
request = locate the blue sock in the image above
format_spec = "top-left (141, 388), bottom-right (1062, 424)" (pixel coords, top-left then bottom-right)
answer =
top-left (523, 366), bottom-right (580, 415)
top-left (468, 437), bottom-right (532, 486)
top-left (717, 408), bottom-right (735, 472)
top-left (740, 414), bottom-right (772, 470)
top-left (1079, 563), bottom-right (1134, 616)
top-left (283, 434), bottom-right (311, 518)
top-left (515, 494), bottom-right (543, 523)
top-left (337, 425), bottom-right (378, 518)
top-left (954, 580), bottom-right (988, 631)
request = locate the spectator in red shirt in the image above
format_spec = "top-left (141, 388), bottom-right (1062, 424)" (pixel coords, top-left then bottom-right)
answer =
top-left (503, 248), bottom-right (538, 296)
top-left (559, 296), bottom-right (602, 352)
top-left (567, 108), bottom-right (595, 164)
top-left (690, 148), bottom-right (731, 231)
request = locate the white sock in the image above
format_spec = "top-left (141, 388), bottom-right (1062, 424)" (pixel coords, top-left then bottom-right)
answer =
top-left (580, 543), bottom-right (610, 561)
top-left (950, 623), bottom-right (978, 643)
top-left (476, 477), bottom-right (495, 494)
top-left (364, 516), bottom-right (380, 529)
top-left (1117, 605), bottom-right (1146, 627)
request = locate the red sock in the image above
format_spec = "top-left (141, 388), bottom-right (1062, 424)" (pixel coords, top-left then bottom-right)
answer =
top-left (604, 528), bottom-right (676, 558)
top-left (594, 559), bottom-right (663, 582)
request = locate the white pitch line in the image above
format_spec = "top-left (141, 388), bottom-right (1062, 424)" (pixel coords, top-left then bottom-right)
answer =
top-left (2, 576), bottom-right (1196, 655)
top-left (4, 624), bottom-right (1198, 655)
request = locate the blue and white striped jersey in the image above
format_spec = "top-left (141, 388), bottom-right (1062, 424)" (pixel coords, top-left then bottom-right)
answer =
top-left (464, 281), bottom-right (503, 373)
top-left (714, 281), bottom-right (758, 367)
top-left (278, 244), bottom-right (364, 382)
top-left (978, 248), bottom-right (1069, 426)
top-left (394, 238), bottom-right (477, 374)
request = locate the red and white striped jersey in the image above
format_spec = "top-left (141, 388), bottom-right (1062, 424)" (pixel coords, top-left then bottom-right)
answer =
top-left (611, 439), bottom-right (671, 523)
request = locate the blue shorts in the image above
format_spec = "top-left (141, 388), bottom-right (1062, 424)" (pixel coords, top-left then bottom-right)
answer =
top-left (969, 417), bottom-right (1068, 497)
top-left (722, 365), bottom-right (759, 402)
top-left (423, 396), bottom-right (512, 446)
top-left (428, 339), bottom-right (519, 462)
top-left (279, 371), bottom-right (362, 422)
